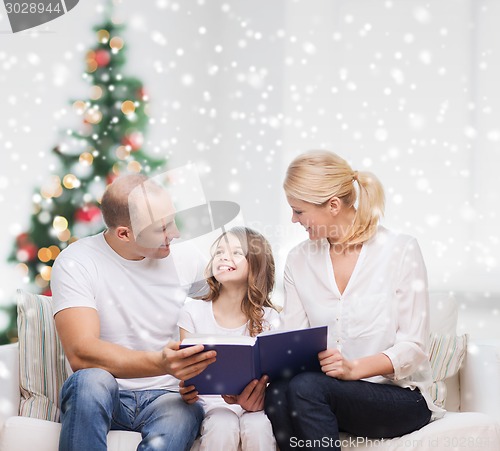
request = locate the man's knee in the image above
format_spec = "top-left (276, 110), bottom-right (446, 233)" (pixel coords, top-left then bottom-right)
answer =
top-left (152, 394), bottom-right (204, 433)
top-left (62, 368), bottom-right (118, 402)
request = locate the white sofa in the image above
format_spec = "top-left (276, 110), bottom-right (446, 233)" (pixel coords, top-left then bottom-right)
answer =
top-left (1, 293), bottom-right (500, 451)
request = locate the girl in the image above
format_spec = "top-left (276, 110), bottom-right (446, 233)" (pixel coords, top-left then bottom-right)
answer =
top-left (178, 226), bottom-right (279, 451)
top-left (265, 150), bottom-right (443, 451)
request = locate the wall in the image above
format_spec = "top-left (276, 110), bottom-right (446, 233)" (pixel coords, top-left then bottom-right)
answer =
top-left (0, 1), bottom-right (498, 319)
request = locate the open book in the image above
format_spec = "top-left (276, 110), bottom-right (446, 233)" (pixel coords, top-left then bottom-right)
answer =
top-left (180, 326), bottom-right (328, 395)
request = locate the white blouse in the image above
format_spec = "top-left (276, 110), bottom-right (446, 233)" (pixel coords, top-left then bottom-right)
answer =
top-left (281, 226), bottom-right (443, 417)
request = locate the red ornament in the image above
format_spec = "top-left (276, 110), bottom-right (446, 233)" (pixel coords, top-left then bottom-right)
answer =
top-left (16, 232), bottom-right (30, 246)
top-left (122, 132), bottom-right (144, 151)
top-left (137, 87), bottom-right (148, 100)
top-left (75, 204), bottom-right (102, 223)
top-left (17, 243), bottom-right (38, 262)
top-left (106, 173), bottom-right (118, 186)
top-left (95, 49), bottom-right (111, 67)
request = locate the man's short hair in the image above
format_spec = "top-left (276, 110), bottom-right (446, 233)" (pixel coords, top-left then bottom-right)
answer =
top-left (101, 174), bottom-right (149, 229)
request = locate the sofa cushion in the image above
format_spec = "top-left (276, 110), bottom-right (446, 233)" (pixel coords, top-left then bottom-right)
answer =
top-left (16, 290), bottom-right (71, 422)
top-left (339, 412), bottom-right (500, 450)
top-left (1, 416), bottom-right (142, 451)
top-left (427, 333), bottom-right (468, 408)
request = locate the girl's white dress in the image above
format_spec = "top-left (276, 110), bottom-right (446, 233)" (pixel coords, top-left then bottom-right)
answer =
top-left (178, 299), bottom-right (280, 451)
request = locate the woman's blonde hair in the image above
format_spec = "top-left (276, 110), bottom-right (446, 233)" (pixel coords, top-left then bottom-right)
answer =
top-left (284, 150), bottom-right (385, 245)
top-left (202, 227), bottom-right (276, 337)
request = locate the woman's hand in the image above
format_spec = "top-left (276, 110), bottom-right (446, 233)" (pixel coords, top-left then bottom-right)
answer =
top-left (179, 380), bottom-right (199, 404)
top-left (222, 375), bottom-right (268, 411)
top-left (318, 348), bottom-right (357, 380)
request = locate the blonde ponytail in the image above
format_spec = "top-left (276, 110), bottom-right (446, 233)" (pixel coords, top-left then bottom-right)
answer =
top-left (348, 170), bottom-right (385, 244)
top-left (284, 150), bottom-right (385, 245)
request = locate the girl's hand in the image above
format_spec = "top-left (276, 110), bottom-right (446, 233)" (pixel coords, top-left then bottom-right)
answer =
top-left (179, 380), bottom-right (199, 404)
top-left (318, 348), bottom-right (357, 380)
top-left (222, 375), bottom-right (268, 411)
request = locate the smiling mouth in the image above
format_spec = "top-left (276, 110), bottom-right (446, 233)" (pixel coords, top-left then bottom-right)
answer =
top-left (218, 265), bottom-right (236, 271)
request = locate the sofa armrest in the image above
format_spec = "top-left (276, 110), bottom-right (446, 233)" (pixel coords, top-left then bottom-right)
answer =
top-left (0, 343), bottom-right (20, 428)
top-left (460, 339), bottom-right (500, 421)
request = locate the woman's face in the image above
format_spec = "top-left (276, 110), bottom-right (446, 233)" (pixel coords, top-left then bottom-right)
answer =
top-left (287, 196), bottom-right (337, 240)
top-left (211, 233), bottom-right (249, 286)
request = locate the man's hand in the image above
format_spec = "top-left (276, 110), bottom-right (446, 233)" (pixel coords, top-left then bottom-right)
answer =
top-left (179, 380), bottom-right (199, 404)
top-left (160, 341), bottom-right (216, 380)
top-left (222, 375), bottom-right (268, 412)
top-left (318, 348), bottom-right (356, 380)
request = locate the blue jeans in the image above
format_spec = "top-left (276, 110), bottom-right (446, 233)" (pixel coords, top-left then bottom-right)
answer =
top-left (265, 372), bottom-right (431, 451)
top-left (59, 368), bottom-right (203, 451)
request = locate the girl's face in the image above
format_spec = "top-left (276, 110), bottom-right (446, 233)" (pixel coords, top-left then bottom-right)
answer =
top-left (212, 233), bottom-right (249, 286)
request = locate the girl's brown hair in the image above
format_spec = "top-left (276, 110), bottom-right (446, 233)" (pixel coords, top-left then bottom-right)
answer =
top-left (202, 226), bottom-right (276, 337)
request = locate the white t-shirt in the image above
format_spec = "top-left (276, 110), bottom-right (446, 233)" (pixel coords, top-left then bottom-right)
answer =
top-left (177, 299), bottom-right (280, 337)
top-left (177, 299), bottom-right (280, 414)
top-left (51, 233), bottom-right (207, 391)
top-left (282, 226), bottom-right (444, 418)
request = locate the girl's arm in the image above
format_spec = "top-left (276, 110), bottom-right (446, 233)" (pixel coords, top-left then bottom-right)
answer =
top-left (179, 327), bottom-right (189, 341)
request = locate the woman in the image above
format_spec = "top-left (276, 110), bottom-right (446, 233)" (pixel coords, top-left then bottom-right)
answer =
top-left (265, 150), bottom-right (443, 451)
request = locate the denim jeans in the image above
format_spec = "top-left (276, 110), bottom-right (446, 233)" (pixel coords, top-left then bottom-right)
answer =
top-left (265, 372), bottom-right (431, 451)
top-left (59, 368), bottom-right (203, 451)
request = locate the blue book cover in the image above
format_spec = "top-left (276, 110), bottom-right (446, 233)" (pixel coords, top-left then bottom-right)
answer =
top-left (180, 326), bottom-right (328, 395)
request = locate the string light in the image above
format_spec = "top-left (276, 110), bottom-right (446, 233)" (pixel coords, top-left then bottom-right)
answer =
top-left (35, 274), bottom-right (49, 288)
top-left (49, 245), bottom-right (61, 259)
top-left (41, 176), bottom-right (62, 199)
top-left (38, 248), bottom-right (52, 263)
top-left (109, 36), bottom-right (124, 51)
top-left (112, 162), bottom-right (122, 175)
top-left (115, 146), bottom-right (130, 160)
top-left (73, 100), bottom-right (86, 114)
top-left (121, 100), bottom-right (135, 115)
top-left (79, 152), bottom-right (94, 166)
top-left (85, 109), bottom-right (102, 124)
top-left (96, 29), bottom-right (110, 43)
top-left (57, 229), bottom-right (71, 242)
top-left (16, 263), bottom-right (29, 276)
top-left (127, 161), bottom-right (142, 172)
top-left (53, 216), bottom-right (68, 232)
top-left (63, 174), bottom-right (80, 189)
top-left (86, 51), bottom-right (98, 73)
top-left (90, 85), bottom-right (103, 100)
top-left (40, 266), bottom-right (52, 282)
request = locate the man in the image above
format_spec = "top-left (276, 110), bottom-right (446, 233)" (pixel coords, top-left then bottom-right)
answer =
top-left (51, 174), bottom-right (216, 451)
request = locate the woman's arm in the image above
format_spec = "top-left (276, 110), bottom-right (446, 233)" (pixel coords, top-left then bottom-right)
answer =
top-left (319, 349), bottom-right (393, 380)
top-left (381, 237), bottom-right (430, 381)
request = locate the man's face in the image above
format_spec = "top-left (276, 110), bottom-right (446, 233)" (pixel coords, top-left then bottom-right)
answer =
top-left (133, 216), bottom-right (180, 259)
top-left (128, 185), bottom-right (180, 259)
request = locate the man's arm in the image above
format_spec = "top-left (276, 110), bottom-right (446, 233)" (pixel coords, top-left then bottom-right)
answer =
top-left (55, 307), bottom-right (216, 381)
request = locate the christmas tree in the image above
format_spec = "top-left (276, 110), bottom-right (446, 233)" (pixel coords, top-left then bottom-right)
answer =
top-left (0, 6), bottom-right (165, 344)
